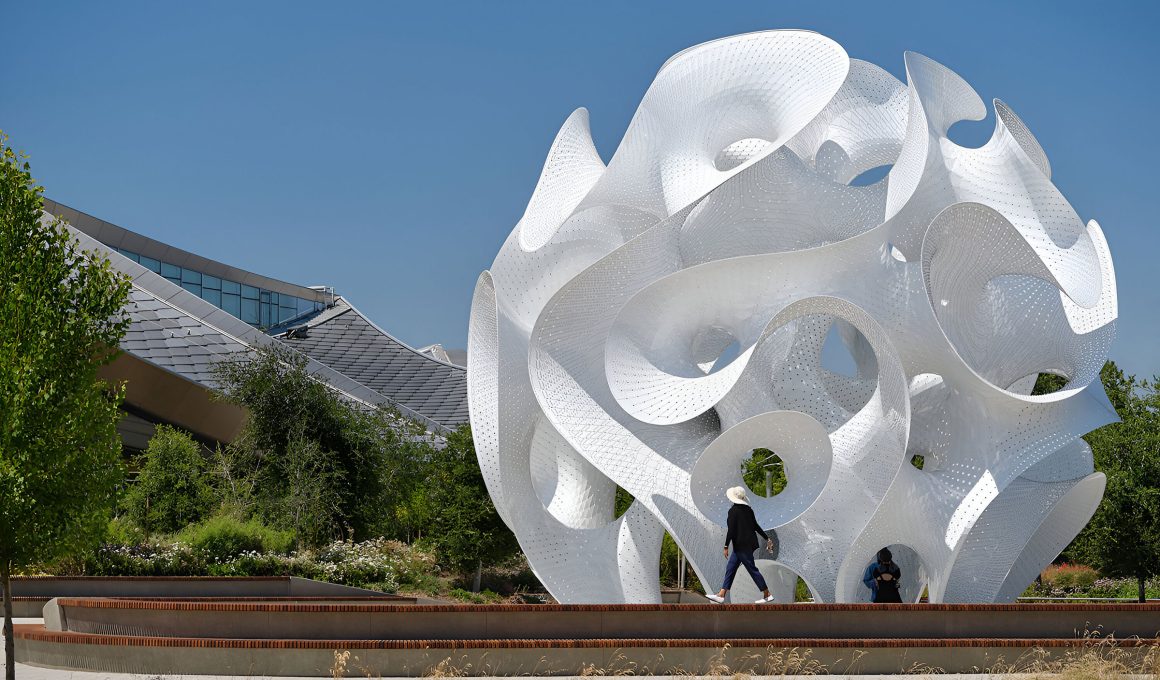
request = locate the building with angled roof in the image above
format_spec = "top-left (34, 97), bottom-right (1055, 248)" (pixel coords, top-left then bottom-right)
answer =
top-left (42, 199), bottom-right (468, 451)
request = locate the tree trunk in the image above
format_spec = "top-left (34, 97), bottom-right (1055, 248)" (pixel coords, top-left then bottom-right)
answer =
top-left (1139, 574), bottom-right (1146, 603)
top-left (472, 559), bottom-right (482, 594)
top-left (2, 560), bottom-right (14, 680)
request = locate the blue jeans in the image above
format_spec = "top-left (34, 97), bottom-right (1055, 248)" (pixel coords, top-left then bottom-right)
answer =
top-left (721, 549), bottom-right (767, 591)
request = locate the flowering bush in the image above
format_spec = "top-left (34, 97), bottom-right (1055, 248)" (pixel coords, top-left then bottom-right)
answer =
top-left (1043, 563), bottom-right (1099, 590)
top-left (78, 537), bottom-right (443, 594)
top-left (87, 542), bottom-right (205, 576)
top-left (316, 538), bottom-right (439, 590)
top-left (1021, 563), bottom-right (1160, 600)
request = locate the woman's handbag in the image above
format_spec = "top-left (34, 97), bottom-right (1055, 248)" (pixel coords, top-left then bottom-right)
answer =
top-left (761, 529), bottom-right (780, 561)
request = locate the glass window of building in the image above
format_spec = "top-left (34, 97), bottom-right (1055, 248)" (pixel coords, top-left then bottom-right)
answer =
top-left (139, 255), bottom-right (161, 273)
top-left (180, 268), bottom-right (201, 297)
top-left (161, 263), bottom-right (181, 285)
top-left (222, 292), bottom-right (241, 318)
top-left (102, 245), bottom-right (322, 330)
top-left (241, 297), bottom-right (259, 324)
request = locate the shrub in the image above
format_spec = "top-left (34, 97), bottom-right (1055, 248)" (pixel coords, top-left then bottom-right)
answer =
top-left (313, 538), bottom-right (402, 590)
top-left (124, 425), bottom-right (215, 534)
top-left (77, 537), bottom-right (454, 597)
top-left (1043, 563), bottom-right (1099, 591)
top-left (177, 514), bottom-right (295, 560)
top-left (205, 552), bottom-right (319, 578)
top-left (87, 542), bottom-right (204, 576)
top-left (212, 346), bottom-right (430, 548)
top-left (1023, 573), bottom-right (1160, 600)
top-left (105, 516), bottom-right (147, 546)
top-left (448, 588), bottom-right (503, 604)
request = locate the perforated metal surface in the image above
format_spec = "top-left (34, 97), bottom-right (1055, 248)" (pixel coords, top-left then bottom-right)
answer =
top-left (468, 30), bottom-right (1116, 604)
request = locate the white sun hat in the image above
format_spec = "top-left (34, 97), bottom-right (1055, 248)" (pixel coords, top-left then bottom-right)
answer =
top-left (726, 486), bottom-right (749, 505)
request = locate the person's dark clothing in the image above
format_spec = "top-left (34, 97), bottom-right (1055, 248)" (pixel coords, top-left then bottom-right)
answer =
top-left (721, 547), bottom-right (768, 591)
top-left (725, 503), bottom-right (769, 552)
top-left (862, 562), bottom-right (879, 599)
top-left (872, 561), bottom-right (902, 603)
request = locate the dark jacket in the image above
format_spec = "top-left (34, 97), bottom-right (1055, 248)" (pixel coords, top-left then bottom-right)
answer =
top-left (872, 561), bottom-right (902, 603)
top-left (725, 503), bottom-right (768, 553)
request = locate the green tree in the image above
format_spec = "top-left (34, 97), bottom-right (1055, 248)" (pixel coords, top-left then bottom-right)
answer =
top-left (0, 134), bottom-right (131, 679)
top-left (1064, 362), bottom-right (1160, 602)
top-left (213, 344), bottom-right (426, 547)
top-left (741, 448), bottom-right (787, 497)
top-left (124, 425), bottom-right (215, 534)
top-left (416, 425), bottom-right (519, 587)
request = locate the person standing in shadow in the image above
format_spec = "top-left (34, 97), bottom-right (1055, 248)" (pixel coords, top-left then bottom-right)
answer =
top-left (871, 547), bottom-right (903, 603)
top-left (705, 486), bottom-right (776, 604)
top-left (862, 556), bottom-right (880, 601)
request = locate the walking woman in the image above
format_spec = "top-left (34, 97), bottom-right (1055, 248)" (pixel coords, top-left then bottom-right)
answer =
top-left (706, 486), bottom-right (776, 604)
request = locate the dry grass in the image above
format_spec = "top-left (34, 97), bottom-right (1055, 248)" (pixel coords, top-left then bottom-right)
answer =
top-left (327, 638), bottom-right (1159, 677)
top-left (989, 634), bottom-right (1160, 678)
top-left (577, 650), bottom-right (639, 676)
top-left (677, 643), bottom-right (830, 676)
top-left (422, 657), bottom-right (473, 678)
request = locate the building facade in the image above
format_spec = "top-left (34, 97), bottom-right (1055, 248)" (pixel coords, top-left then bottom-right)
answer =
top-left (44, 199), bottom-right (468, 451)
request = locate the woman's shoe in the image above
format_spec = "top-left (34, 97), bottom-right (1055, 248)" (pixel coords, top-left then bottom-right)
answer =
top-left (705, 593), bottom-right (725, 603)
top-left (755, 594), bottom-right (776, 603)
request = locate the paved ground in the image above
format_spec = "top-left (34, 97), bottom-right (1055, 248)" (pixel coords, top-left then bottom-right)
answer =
top-left (3, 620), bottom-right (1148, 679)
top-left (0, 667), bottom-right (1078, 680)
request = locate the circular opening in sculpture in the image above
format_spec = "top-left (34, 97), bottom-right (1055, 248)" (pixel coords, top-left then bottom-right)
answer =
top-left (714, 137), bottom-right (773, 172)
top-left (741, 449), bottom-right (787, 498)
top-left (691, 411), bottom-right (832, 536)
top-left (910, 454), bottom-right (925, 470)
top-left (947, 116), bottom-right (993, 149)
top-left (1030, 372), bottom-right (1069, 395)
top-left (821, 323), bottom-right (859, 377)
top-left (848, 164), bottom-right (892, 187)
top-left (854, 543), bottom-right (930, 603)
top-left (1003, 370), bottom-right (1072, 396)
top-left (705, 338), bottom-right (741, 374)
top-left (691, 325), bottom-right (742, 375)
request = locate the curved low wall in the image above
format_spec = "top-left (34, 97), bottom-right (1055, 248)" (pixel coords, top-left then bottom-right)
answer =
top-left (17, 600), bottom-right (1160, 676)
top-left (45, 600), bottom-right (1160, 641)
top-left (8, 576), bottom-right (403, 617)
top-left (9, 575), bottom-right (385, 598)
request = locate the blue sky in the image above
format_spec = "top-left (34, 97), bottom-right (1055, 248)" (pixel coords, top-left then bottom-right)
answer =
top-left (3, 1), bottom-right (1157, 378)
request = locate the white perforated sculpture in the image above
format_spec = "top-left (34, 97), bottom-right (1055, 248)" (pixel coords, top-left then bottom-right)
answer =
top-left (467, 30), bottom-right (1117, 604)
